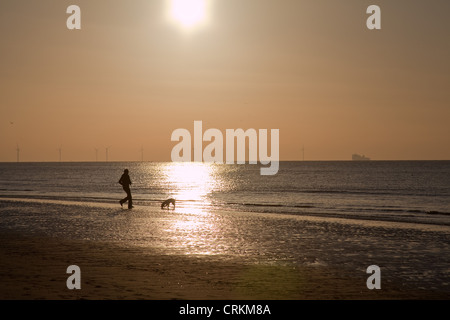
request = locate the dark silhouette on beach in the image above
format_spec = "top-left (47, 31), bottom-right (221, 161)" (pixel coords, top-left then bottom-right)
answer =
top-left (161, 198), bottom-right (176, 210)
top-left (119, 169), bottom-right (133, 209)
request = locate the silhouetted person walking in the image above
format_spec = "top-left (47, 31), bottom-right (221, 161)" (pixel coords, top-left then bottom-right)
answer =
top-left (119, 169), bottom-right (133, 209)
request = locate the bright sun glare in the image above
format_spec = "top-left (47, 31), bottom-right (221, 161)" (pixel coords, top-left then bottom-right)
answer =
top-left (163, 162), bottom-right (215, 202)
top-left (170, 0), bottom-right (208, 29)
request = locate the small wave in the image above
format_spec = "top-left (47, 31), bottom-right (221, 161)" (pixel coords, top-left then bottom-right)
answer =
top-left (339, 206), bottom-right (450, 217)
top-left (383, 208), bottom-right (450, 216)
top-left (290, 189), bottom-right (450, 198)
top-left (426, 210), bottom-right (450, 216)
top-left (227, 202), bottom-right (315, 209)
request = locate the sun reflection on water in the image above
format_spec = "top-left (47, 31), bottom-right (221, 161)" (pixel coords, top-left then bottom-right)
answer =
top-left (160, 162), bottom-right (221, 206)
top-left (158, 162), bottom-right (226, 255)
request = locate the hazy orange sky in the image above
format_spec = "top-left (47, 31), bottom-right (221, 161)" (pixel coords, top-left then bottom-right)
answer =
top-left (1, 0), bottom-right (449, 161)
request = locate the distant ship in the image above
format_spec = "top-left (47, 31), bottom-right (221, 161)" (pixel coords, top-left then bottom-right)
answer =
top-left (352, 154), bottom-right (370, 161)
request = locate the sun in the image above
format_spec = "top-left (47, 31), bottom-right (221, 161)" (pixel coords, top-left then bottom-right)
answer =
top-left (169, 0), bottom-right (209, 30)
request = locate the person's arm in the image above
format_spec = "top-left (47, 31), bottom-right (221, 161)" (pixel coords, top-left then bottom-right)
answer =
top-left (118, 175), bottom-right (123, 185)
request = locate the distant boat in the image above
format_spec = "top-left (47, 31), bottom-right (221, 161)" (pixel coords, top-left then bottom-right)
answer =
top-left (352, 154), bottom-right (370, 161)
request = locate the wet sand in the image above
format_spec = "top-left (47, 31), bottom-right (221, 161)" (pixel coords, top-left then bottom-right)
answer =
top-left (1, 232), bottom-right (448, 300)
top-left (1, 198), bottom-right (450, 300)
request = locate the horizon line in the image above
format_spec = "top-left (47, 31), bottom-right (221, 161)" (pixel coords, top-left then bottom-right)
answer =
top-left (1, 159), bottom-right (449, 164)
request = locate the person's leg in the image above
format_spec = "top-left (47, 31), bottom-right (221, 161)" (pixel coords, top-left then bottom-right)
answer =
top-left (121, 186), bottom-right (129, 206)
top-left (127, 188), bottom-right (133, 209)
top-left (120, 196), bottom-right (127, 206)
top-left (123, 186), bottom-right (133, 209)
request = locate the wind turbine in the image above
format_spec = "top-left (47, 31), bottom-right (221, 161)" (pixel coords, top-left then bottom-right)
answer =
top-left (58, 145), bottom-right (62, 162)
top-left (106, 146), bottom-right (112, 162)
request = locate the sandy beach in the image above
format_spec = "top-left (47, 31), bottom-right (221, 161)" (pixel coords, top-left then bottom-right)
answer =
top-left (0, 233), bottom-right (443, 300)
top-left (1, 198), bottom-right (449, 300)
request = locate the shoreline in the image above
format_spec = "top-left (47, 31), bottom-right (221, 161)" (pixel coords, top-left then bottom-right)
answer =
top-left (2, 196), bottom-right (450, 231)
top-left (1, 232), bottom-right (449, 300)
top-left (1, 197), bottom-right (450, 300)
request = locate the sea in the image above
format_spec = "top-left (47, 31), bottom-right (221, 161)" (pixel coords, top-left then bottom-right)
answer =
top-left (1, 161), bottom-right (449, 225)
top-left (1, 161), bottom-right (450, 293)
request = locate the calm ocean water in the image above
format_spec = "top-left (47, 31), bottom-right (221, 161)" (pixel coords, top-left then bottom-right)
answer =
top-left (2, 161), bottom-right (450, 293)
top-left (1, 161), bottom-right (449, 226)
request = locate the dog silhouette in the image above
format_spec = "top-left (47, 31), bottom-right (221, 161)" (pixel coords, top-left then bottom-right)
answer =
top-left (161, 198), bottom-right (176, 209)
